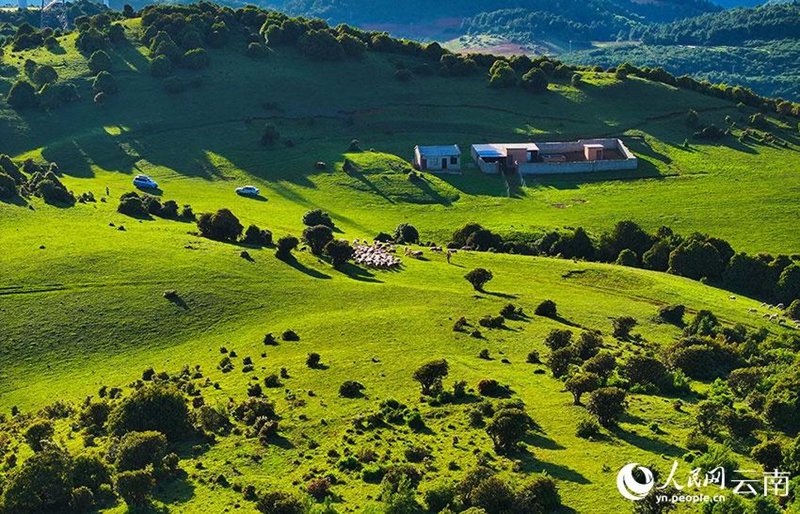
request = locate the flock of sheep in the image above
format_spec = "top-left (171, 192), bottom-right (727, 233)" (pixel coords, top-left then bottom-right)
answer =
top-left (741, 298), bottom-right (800, 329)
top-left (351, 241), bottom-right (402, 269)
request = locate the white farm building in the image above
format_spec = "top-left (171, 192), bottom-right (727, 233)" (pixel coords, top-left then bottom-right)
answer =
top-left (413, 145), bottom-right (461, 172)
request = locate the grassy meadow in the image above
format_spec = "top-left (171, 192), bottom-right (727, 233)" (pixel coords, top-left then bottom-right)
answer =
top-left (0, 14), bottom-right (799, 514)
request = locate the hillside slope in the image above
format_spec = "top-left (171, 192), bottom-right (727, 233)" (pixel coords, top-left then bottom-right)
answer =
top-left (1, 8), bottom-right (800, 514)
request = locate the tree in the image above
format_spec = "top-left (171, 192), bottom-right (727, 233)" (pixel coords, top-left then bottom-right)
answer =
top-left (521, 68), bottom-right (548, 93)
top-left (0, 172), bottom-right (18, 199)
top-left (586, 387), bottom-right (627, 427)
top-left (548, 347), bottom-right (573, 378)
top-left (776, 265), bottom-right (800, 304)
top-left (604, 220), bottom-right (653, 259)
top-left (622, 356), bottom-right (667, 388)
top-left (92, 71), bottom-right (117, 94)
top-left (1, 449), bottom-right (73, 513)
top-left (544, 329), bottom-right (572, 350)
top-left (565, 372), bottom-right (600, 405)
top-left (276, 235), bottom-right (299, 259)
top-left (657, 304), bottom-right (685, 325)
top-left (616, 248), bottom-right (638, 267)
top-left (116, 469), bottom-right (155, 507)
top-left (7, 80), bottom-right (38, 109)
top-left (32, 64), bottom-right (58, 86)
top-left (514, 475), bottom-right (561, 513)
top-left (256, 491), bottom-right (305, 514)
top-left (612, 316), bottom-right (637, 340)
top-left (464, 268), bottom-right (493, 291)
top-left (196, 208), bottom-right (243, 242)
top-left (181, 47), bottom-right (210, 69)
top-left (486, 407), bottom-right (532, 453)
top-left (668, 240), bottom-right (724, 281)
top-left (324, 239), bottom-right (354, 268)
top-left (24, 419), bottom-right (55, 452)
top-left (242, 224), bottom-right (272, 246)
top-left (149, 54), bottom-right (173, 77)
top-left (393, 223), bottom-right (419, 244)
top-left (643, 240), bottom-right (672, 271)
top-left (488, 60), bottom-right (516, 88)
top-left (584, 352), bottom-right (617, 382)
top-left (114, 431), bottom-right (168, 471)
top-left (298, 29), bottom-right (344, 61)
top-left (302, 209), bottom-right (334, 228)
top-left (412, 359), bottom-right (449, 396)
top-left (302, 224), bottom-right (333, 255)
top-left (107, 384), bottom-right (191, 441)
top-left (535, 299), bottom-right (557, 318)
top-left (88, 50), bottom-right (112, 74)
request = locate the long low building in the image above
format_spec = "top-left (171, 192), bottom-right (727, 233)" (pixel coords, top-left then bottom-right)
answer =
top-left (413, 144), bottom-right (461, 172)
top-left (470, 138), bottom-right (637, 175)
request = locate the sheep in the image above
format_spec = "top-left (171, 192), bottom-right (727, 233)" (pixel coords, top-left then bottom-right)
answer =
top-left (776, 303), bottom-right (785, 310)
top-left (748, 308), bottom-right (757, 313)
top-left (729, 295), bottom-right (736, 300)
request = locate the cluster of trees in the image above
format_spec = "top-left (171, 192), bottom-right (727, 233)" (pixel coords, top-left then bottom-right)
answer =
top-left (446, 220), bottom-right (800, 305)
top-left (637, 3), bottom-right (800, 46)
top-left (0, 156), bottom-right (74, 205)
top-left (195, 207), bottom-right (272, 248)
top-left (118, 191), bottom-right (195, 221)
top-left (7, 59), bottom-right (80, 111)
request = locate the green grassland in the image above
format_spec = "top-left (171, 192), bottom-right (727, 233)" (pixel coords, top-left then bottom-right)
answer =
top-left (1, 16), bottom-right (799, 514)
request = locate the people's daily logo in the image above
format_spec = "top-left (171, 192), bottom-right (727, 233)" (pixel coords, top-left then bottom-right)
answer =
top-left (616, 463), bottom-right (655, 501)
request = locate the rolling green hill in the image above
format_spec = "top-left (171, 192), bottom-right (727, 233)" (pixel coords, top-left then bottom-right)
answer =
top-left (1, 6), bottom-right (800, 514)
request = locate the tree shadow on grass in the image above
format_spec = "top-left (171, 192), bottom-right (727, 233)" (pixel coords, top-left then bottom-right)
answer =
top-left (153, 476), bottom-right (195, 507)
top-left (336, 262), bottom-right (383, 283)
top-left (516, 448), bottom-right (591, 485)
top-left (524, 431), bottom-right (566, 451)
top-left (610, 426), bottom-right (685, 458)
top-left (483, 290), bottom-right (518, 299)
top-left (277, 255), bottom-right (331, 280)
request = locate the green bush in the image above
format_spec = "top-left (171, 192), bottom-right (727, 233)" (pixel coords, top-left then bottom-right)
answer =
top-left (7, 80), bottom-right (38, 109)
top-left (586, 387), bottom-right (627, 427)
top-left (1, 449), bottom-right (73, 513)
top-left (116, 468), bottom-right (155, 507)
top-left (107, 384), bottom-right (191, 440)
top-left (92, 71), bottom-right (118, 94)
top-left (181, 47), bottom-right (210, 69)
top-left (88, 50), bottom-right (112, 74)
top-left (197, 208), bottom-right (243, 242)
top-left (575, 417), bottom-right (601, 439)
top-left (113, 430), bottom-right (168, 471)
top-left (514, 474), bottom-right (561, 512)
top-left (302, 224), bottom-right (334, 255)
top-left (256, 491), bottom-right (305, 514)
top-left (464, 268), bottom-right (493, 291)
top-left (534, 299), bottom-right (557, 318)
top-left (32, 64), bottom-right (58, 86)
top-left (149, 54), bottom-right (173, 77)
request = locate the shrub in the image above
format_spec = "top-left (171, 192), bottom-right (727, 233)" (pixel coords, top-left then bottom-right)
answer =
top-left (412, 359), bottom-right (449, 396)
top-left (306, 352), bottom-right (321, 368)
top-left (113, 430), bottom-right (167, 471)
top-left (658, 304), bottom-right (685, 325)
top-left (116, 469), bottom-right (155, 507)
top-left (616, 248), bottom-right (638, 267)
top-left (514, 474), bottom-right (561, 513)
top-left (611, 316), bottom-right (637, 340)
top-left (477, 379), bottom-right (507, 397)
top-left (32, 64), bottom-right (58, 86)
top-left (787, 299), bottom-right (800, 320)
top-left (71, 485), bottom-right (94, 512)
top-left (197, 208), bottom-right (243, 242)
top-left (255, 491), bottom-right (305, 514)
top-left (282, 329), bottom-right (299, 341)
top-left (181, 47), bottom-right (210, 69)
top-left (573, 331), bottom-right (602, 361)
top-left (37, 177), bottom-right (75, 205)
top-left (393, 223), bottom-right (419, 244)
top-left (521, 67), bottom-right (548, 93)
top-left (622, 356), bottom-right (667, 388)
top-left (88, 50), bottom-right (112, 74)
top-left (544, 329), bottom-right (572, 350)
top-left (243, 224), bottom-right (272, 246)
top-left (575, 417), bottom-right (601, 439)
top-left (586, 387), bottom-right (627, 427)
top-left (7, 80), bottom-right (38, 109)
top-left (92, 71), bottom-right (117, 94)
top-left (324, 239), bottom-right (354, 268)
top-left (275, 235), bottom-right (299, 259)
top-left (107, 384), bottom-right (191, 440)
top-left (302, 224), bottom-right (334, 255)
top-left (751, 440), bottom-right (783, 471)
top-left (302, 209), bottom-right (335, 228)
top-left (306, 477), bottom-right (331, 501)
top-left (478, 315), bottom-right (504, 329)
top-left (0, 172), bottom-right (18, 198)
top-left (118, 194), bottom-right (148, 218)
top-left (548, 347), bottom-right (573, 378)
top-left (1, 449), bottom-right (73, 513)
top-left (339, 380), bottom-right (365, 398)
top-left (149, 54), bottom-right (173, 77)
top-left (565, 372), bottom-right (600, 405)
top-left (464, 268), bottom-right (493, 291)
top-left (246, 42), bottom-right (268, 58)
top-left (534, 299), bottom-right (557, 318)
top-left (406, 412), bottom-right (425, 432)
top-left (486, 407), bottom-right (532, 453)
top-left (421, 480), bottom-right (456, 513)
top-left (24, 419), bottom-right (55, 452)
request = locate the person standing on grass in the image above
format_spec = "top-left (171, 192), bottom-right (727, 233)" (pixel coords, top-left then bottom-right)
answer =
top-left (446, 249), bottom-right (452, 264)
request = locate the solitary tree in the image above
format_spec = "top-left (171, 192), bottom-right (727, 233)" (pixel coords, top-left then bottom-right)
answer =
top-left (465, 268), bottom-right (493, 291)
top-left (324, 239), bottom-right (354, 268)
top-left (276, 236), bottom-right (299, 259)
top-left (302, 224), bottom-right (334, 255)
top-left (586, 387), bottom-right (627, 427)
top-left (393, 223), bottom-right (419, 244)
top-left (486, 408), bottom-right (532, 454)
top-left (412, 359), bottom-right (449, 396)
top-left (565, 372), bottom-right (600, 405)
